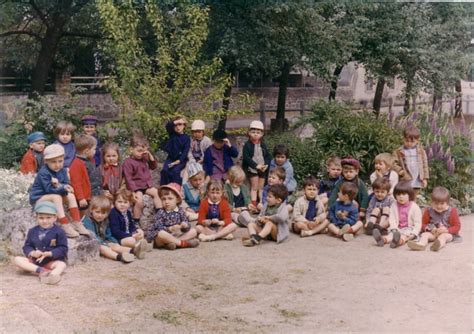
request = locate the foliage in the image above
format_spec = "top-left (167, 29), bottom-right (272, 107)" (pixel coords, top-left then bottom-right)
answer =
top-left (0, 169), bottom-right (34, 212)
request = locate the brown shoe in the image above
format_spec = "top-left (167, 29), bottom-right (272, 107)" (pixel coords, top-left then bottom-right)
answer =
top-left (165, 243), bottom-right (177, 250)
top-left (40, 272), bottom-right (61, 285)
top-left (133, 240), bottom-right (147, 260)
top-left (430, 239), bottom-right (442, 252)
top-left (61, 223), bottom-right (80, 238)
top-left (407, 240), bottom-right (426, 251)
top-left (120, 252), bottom-right (135, 263)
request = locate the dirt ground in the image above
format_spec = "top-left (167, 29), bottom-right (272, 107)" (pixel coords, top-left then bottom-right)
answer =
top-left (0, 215), bottom-right (472, 333)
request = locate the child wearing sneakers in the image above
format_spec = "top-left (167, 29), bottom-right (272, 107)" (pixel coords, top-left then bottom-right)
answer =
top-left (241, 184), bottom-right (289, 246)
top-left (269, 144), bottom-right (297, 193)
top-left (13, 201), bottom-right (67, 285)
top-left (81, 115), bottom-right (102, 166)
top-left (29, 144), bottom-right (89, 238)
top-left (327, 182), bottom-right (362, 241)
top-left (53, 121), bottom-right (76, 168)
top-left (197, 180), bottom-right (237, 242)
top-left (407, 186), bottom-right (461, 252)
top-left (369, 153), bottom-right (398, 195)
top-left (364, 178), bottom-right (394, 235)
top-left (145, 183), bottom-right (199, 250)
top-left (372, 182), bottom-right (422, 248)
top-left (182, 162), bottom-right (206, 221)
top-left (83, 195), bottom-right (147, 262)
top-left (318, 156), bottom-right (342, 205)
top-left (224, 166), bottom-right (251, 225)
top-left (20, 131), bottom-right (46, 175)
top-left (161, 116), bottom-right (191, 185)
top-left (292, 176), bottom-right (328, 237)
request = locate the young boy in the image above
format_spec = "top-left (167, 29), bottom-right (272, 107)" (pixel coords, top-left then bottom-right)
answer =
top-left (13, 201), bottom-right (68, 285)
top-left (292, 176), bottom-right (328, 237)
top-left (260, 166), bottom-right (285, 207)
top-left (53, 121), bottom-right (76, 168)
top-left (241, 184), bottom-right (289, 246)
top-left (69, 134), bottom-right (102, 214)
top-left (203, 129), bottom-right (239, 182)
top-left (365, 177), bottom-right (394, 235)
top-left (318, 156), bottom-right (342, 205)
top-left (20, 131), bottom-right (47, 174)
top-left (327, 182), bottom-right (362, 241)
top-left (407, 186), bottom-right (461, 252)
top-left (269, 144), bottom-right (297, 193)
top-left (392, 126), bottom-right (429, 197)
top-left (81, 115), bottom-right (102, 166)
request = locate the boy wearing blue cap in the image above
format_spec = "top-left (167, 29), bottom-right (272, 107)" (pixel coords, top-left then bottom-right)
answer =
top-left (81, 115), bottom-right (102, 166)
top-left (13, 201), bottom-right (68, 285)
top-left (20, 131), bottom-right (46, 175)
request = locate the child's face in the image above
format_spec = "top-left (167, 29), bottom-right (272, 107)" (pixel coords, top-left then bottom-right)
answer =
top-left (328, 164), bottom-right (342, 178)
top-left (403, 137), bottom-right (419, 149)
top-left (30, 140), bottom-right (46, 153)
top-left (192, 130), bottom-right (204, 140)
top-left (189, 172), bottom-right (205, 189)
top-left (174, 119), bottom-right (186, 134)
top-left (208, 188), bottom-right (223, 203)
top-left (213, 140), bottom-right (225, 149)
top-left (231, 177), bottom-right (244, 187)
top-left (115, 196), bottom-right (130, 213)
top-left (130, 145), bottom-right (148, 159)
top-left (338, 191), bottom-right (351, 203)
top-left (395, 193), bottom-right (410, 205)
top-left (342, 166), bottom-right (358, 180)
top-left (83, 124), bottom-right (96, 136)
top-left (104, 149), bottom-right (119, 166)
top-left (85, 145), bottom-right (97, 160)
top-left (375, 161), bottom-right (388, 173)
top-left (91, 208), bottom-right (107, 223)
top-left (36, 212), bottom-right (56, 229)
top-left (58, 131), bottom-right (72, 144)
top-left (274, 154), bottom-right (287, 166)
top-left (304, 185), bottom-right (318, 200)
top-left (161, 193), bottom-right (178, 211)
top-left (46, 155), bottom-right (65, 172)
top-left (373, 188), bottom-right (389, 201)
top-left (248, 129), bottom-right (263, 141)
top-left (266, 192), bottom-right (282, 207)
top-left (432, 200), bottom-right (449, 213)
top-left (267, 173), bottom-right (283, 186)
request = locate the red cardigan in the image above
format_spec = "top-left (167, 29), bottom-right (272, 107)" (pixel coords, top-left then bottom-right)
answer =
top-left (69, 157), bottom-right (91, 201)
top-left (20, 149), bottom-right (38, 174)
top-left (422, 207), bottom-right (461, 235)
top-left (198, 198), bottom-right (232, 226)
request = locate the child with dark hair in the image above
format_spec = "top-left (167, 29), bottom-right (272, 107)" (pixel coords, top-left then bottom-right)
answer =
top-left (81, 115), bottom-right (102, 166)
top-left (407, 186), bottom-right (461, 252)
top-left (203, 129), bottom-right (239, 181)
top-left (365, 177), bottom-right (394, 235)
top-left (259, 166), bottom-right (286, 208)
top-left (241, 184), bottom-right (289, 246)
top-left (292, 176), bottom-right (328, 237)
top-left (327, 182), bottom-right (362, 241)
top-left (372, 182), bottom-right (421, 248)
top-left (161, 116), bottom-right (191, 185)
top-left (53, 121), bottom-right (76, 168)
top-left (269, 144), bottom-right (297, 193)
top-left (20, 131), bottom-right (46, 175)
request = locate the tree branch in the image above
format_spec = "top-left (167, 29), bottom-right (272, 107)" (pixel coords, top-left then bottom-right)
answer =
top-left (29, 0), bottom-right (49, 28)
top-left (0, 30), bottom-right (41, 40)
top-left (62, 31), bottom-right (105, 39)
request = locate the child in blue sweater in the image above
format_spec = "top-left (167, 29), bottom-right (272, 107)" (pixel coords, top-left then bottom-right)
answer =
top-left (269, 144), bottom-right (297, 193)
top-left (13, 201), bottom-right (68, 285)
top-left (327, 182), bottom-right (362, 241)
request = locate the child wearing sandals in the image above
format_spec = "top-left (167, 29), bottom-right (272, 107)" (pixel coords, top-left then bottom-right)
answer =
top-left (13, 201), bottom-right (67, 285)
top-left (372, 182), bottom-right (422, 248)
top-left (369, 153), bottom-right (398, 196)
top-left (197, 180), bottom-right (237, 242)
top-left (146, 183), bottom-right (199, 250)
top-left (241, 184), bottom-right (289, 247)
top-left (224, 166), bottom-right (251, 225)
top-left (292, 176), bottom-right (328, 238)
top-left (182, 162), bottom-right (206, 221)
top-left (327, 182), bottom-right (362, 241)
top-left (407, 186), bottom-right (461, 252)
top-left (364, 178), bottom-right (394, 235)
top-left (83, 195), bottom-right (147, 263)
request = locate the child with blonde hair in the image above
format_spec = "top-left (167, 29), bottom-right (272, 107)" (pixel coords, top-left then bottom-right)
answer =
top-left (100, 142), bottom-right (123, 201)
top-left (370, 153), bottom-right (398, 195)
top-left (53, 121), bottom-right (76, 168)
top-left (224, 166), bottom-right (251, 225)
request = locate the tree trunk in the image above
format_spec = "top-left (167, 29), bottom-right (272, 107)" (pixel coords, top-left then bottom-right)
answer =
top-left (373, 59), bottom-right (392, 118)
top-left (403, 78), bottom-right (412, 114)
top-left (328, 65), bottom-right (344, 101)
top-left (273, 62), bottom-right (291, 132)
top-left (217, 82), bottom-right (233, 130)
top-left (454, 80), bottom-right (462, 118)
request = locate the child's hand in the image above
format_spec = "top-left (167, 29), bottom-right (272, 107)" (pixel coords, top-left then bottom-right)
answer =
top-left (223, 138), bottom-right (231, 147)
top-left (180, 222), bottom-right (188, 230)
top-left (399, 170), bottom-right (406, 177)
top-left (37, 251), bottom-right (52, 264)
top-left (422, 179), bottom-right (428, 188)
top-left (104, 190), bottom-right (113, 200)
top-left (210, 218), bottom-right (220, 225)
top-left (217, 220), bottom-right (225, 226)
top-left (261, 164), bottom-right (268, 172)
top-left (257, 203), bottom-right (263, 211)
top-left (437, 226), bottom-right (448, 235)
top-left (133, 230), bottom-right (144, 240)
top-left (133, 192), bottom-right (140, 202)
top-left (79, 199), bottom-right (88, 208)
top-left (234, 207), bottom-right (242, 214)
top-left (51, 177), bottom-right (59, 187)
top-left (64, 185), bottom-right (74, 193)
top-left (248, 203), bottom-right (258, 213)
top-left (29, 250), bottom-right (42, 259)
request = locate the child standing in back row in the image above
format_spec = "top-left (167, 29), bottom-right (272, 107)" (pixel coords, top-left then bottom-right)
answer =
top-left (161, 117), bottom-right (190, 185)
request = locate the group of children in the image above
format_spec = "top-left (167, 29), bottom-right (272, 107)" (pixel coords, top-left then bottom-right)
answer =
top-left (14, 116), bottom-right (462, 284)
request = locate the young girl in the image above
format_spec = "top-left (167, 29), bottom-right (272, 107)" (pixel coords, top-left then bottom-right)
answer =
top-left (182, 162), bottom-right (206, 221)
top-left (109, 189), bottom-right (148, 250)
top-left (83, 195), bottom-right (146, 262)
top-left (372, 182), bottom-right (422, 248)
top-left (53, 121), bottom-right (76, 168)
top-left (224, 166), bottom-right (251, 225)
top-left (242, 120), bottom-right (272, 207)
top-left (369, 153), bottom-right (398, 196)
top-left (122, 134), bottom-right (161, 221)
top-left (161, 116), bottom-right (191, 185)
top-left (203, 129), bottom-right (239, 181)
top-left (197, 180), bottom-right (237, 242)
top-left (145, 183), bottom-right (199, 250)
top-left (100, 142), bottom-right (123, 202)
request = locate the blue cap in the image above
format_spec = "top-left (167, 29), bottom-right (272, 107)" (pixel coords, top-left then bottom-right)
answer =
top-left (34, 201), bottom-right (57, 215)
top-left (27, 132), bottom-right (46, 144)
top-left (81, 115), bottom-right (98, 125)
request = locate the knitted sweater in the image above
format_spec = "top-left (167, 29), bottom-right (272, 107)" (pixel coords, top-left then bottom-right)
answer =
top-left (224, 183), bottom-right (251, 209)
top-left (109, 208), bottom-right (137, 241)
top-left (122, 154), bottom-right (157, 192)
top-left (197, 198), bottom-right (232, 226)
top-left (20, 148), bottom-right (42, 174)
top-left (242, 140), bottom-right (272, 173)
top-left (29, 165), bottom-right (70, 205)
top-left (328, 201), bottom-right (359, 227)
top-left (269, 159), bottom-right (297, 192)
top-left (328, 177), bottom-right (369, 211)
top-left (421, 207), bottom-right (461, 235)
top-left (258, 202), bottom-right (289, 243)
top-left (388, 201), bottom-right (422, 235)
top-left (392, 145), bottom-right (429, 182)
top-left (82, 215), bottom-right (118, 245)
top-left (292, 195), bottom-right (326, 223)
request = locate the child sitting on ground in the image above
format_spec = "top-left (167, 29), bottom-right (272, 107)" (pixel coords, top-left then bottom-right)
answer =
top-left (269, 144), bottom-right (297, 193)
top-left (369, 153), bottom-right (398, 195)
top-left (224, 166), bottom-right (251, 225)
top-left (318, 156), bottom-right (342, 205)
top-left (203, 129), bottom-right (239, 181)
top-left (292, 176), bottom-right (328, 238)
top-left (145, 183), bottom-right (199, 250)
top-left (13, 201), bottom-right (67, 285)
top-left (197, 180), bottom-right (237, 242)
top-left (364, 178), bottom-right (394, 235)
top-left (372, 182), bottom-right (422, 248)
top-left (53, 121), bottom-right (76, 168)
top-left (407, 186), bottom-right (461, 252)
top-left (81, 115), bottom-right (102, 166)
top-left (182, 162), bottom-right (206, 221)
top-left (100, 142), bottom-right (123, 201)
top-left (161, 116), bottom-right (190, 185)
top-left (122, 134), bottom-right (161, 221)
top-left (29, 144), bottom-right (89, 238)
top-left (20, 131), bottom-right (46, 175)
top-left (327, 182), bottom-right (362, 241)
top-left (83, 195), bottom-right (146, 262)
top-left (241, 184), bottom-right (289, 246)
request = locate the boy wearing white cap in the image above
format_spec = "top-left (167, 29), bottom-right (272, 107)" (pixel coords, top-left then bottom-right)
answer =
top-left (29, 144), bottom-right (90, 238)
top-left (13, 201), bottom-right (68, 285)
top-left (20, 131), bottom-right (47, 175)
